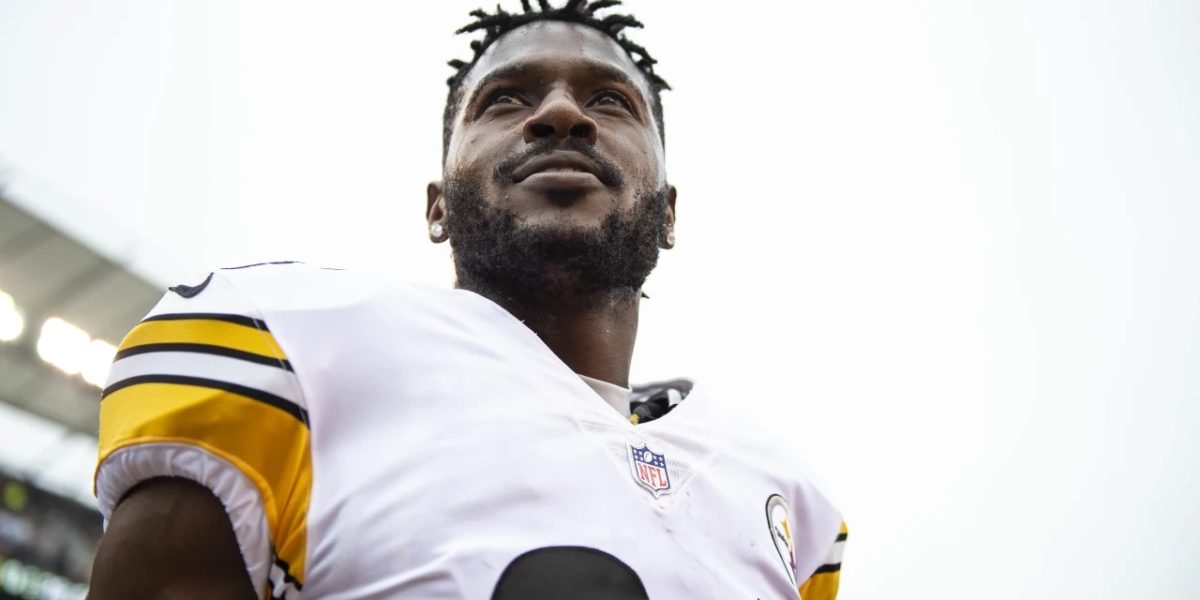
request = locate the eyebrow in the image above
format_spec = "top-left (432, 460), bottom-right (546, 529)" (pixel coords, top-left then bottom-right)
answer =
top-left (466, 58), bottom-right (649, 112)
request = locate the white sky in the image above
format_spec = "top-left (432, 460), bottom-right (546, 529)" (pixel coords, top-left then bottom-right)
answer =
top-left (2, 0), bottom-right (1199, 597)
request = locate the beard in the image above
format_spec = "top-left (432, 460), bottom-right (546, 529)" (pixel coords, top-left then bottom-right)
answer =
top-left (442, 158), bottom-right (668, 309)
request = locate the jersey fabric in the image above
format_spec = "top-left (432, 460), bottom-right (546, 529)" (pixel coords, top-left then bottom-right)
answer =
top-left (94, 262), bottom-right (846, 599)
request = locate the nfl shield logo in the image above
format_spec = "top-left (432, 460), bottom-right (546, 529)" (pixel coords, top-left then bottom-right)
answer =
top-left (628, 444), bottom-right (672, 496)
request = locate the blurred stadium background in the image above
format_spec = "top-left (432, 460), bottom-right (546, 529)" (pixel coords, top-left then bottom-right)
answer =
top-left (1, 1), bottom-right (1198, 599)
top-left (0, 194), bottom-right (159, 599)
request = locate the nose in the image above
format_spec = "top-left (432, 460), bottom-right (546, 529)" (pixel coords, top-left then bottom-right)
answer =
top-left (522, 92), bottom-right (598, 145)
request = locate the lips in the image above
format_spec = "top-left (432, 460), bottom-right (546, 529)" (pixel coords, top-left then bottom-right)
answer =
top-left (511, 151), bottom-right (605, 184)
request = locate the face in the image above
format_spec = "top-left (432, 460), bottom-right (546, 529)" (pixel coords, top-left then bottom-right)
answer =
top-left (427, 20), bottom-right (677, 303)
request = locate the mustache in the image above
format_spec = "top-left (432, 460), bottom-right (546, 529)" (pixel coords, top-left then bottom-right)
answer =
top-left (492, 138), bottom-right (625, 188)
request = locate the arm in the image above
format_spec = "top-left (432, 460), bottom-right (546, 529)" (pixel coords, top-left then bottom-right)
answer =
top-left (89, 477), bottom-right (257, 600)
top-left (93, 268), bottom-right (312, 599)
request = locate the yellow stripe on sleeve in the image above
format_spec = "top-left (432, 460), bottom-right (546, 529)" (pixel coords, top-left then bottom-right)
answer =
top-left (798, 569), bottom-right (840, 600)
top-left (121, 318), bottom-right (287, 360)
top-left (799, 521), bottom-right (847, 600)
top-left (98, 381), bottom-right (310, 585)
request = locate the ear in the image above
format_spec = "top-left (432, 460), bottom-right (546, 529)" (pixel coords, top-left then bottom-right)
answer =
top-left (426, 181), bottom-right (448, 243)
top-left (661, 184), bottom-right (677, 249)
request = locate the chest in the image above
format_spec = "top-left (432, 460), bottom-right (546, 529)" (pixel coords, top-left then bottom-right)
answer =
top-left (281, 295), bottom-right (804, 598)
top-left (306, 405), bottom-right (800, 599)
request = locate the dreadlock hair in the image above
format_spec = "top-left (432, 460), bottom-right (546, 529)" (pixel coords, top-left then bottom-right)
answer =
top-left (442, 0), bottom-right (670, 161)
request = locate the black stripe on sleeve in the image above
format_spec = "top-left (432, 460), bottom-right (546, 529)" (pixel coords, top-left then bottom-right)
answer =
top-left (101, 374), bottom-right (308, 426)
top-left (272, 552), bottom-right (305, 591)
top-left (113, 343), bottom-right (293, 371)
top-left (813, 562), bottom-right (842, 575)
top-left (141, 312), bottom-right (269, 331)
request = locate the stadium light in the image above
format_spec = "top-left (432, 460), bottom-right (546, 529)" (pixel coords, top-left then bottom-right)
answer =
top-left (81, 339), bottom-right (117, 388)
top-left (0, 290), bottom-right (24, 342)
top-left (37, 317), bottom-right (92, 376)
top-left (36, 317), bottom-right (116, 388)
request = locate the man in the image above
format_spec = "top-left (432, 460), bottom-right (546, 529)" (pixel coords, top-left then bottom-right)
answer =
top-left (88, 2), bottom-right (846, 598)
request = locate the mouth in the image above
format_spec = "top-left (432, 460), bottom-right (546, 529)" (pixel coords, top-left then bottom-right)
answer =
top-left (511, 151), bottom-right (605, 184)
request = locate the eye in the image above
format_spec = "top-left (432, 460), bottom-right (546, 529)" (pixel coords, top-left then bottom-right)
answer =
top-left (486, 91), bottom-right (527, 107)
top-left (590, 90), bottom-right (633, 112)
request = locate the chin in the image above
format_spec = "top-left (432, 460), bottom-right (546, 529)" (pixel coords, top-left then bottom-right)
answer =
top-left (506, 187), bottom-right (623, 228)
top-left (516, 210), bottom-right (611, 238)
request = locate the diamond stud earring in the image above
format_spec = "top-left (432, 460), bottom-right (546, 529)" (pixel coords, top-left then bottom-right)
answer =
top-left (430, 223), bottom-right (444, 239)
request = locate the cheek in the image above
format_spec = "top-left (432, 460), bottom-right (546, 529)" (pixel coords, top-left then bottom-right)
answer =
top-left (640, 145), bottom-right (665, 186)
top-left (611, 131), bottom-right (665, 191)
top-left (447, 129), bottom-right (508, 180)
top-left (642, 129), bottom-right (667, 185)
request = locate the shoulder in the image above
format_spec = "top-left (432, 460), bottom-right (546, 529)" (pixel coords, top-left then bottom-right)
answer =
top-left (160, 260), bottom-right (458, 318)
top-left (678, 384), bottom-right (824, 482)
top-left (684, 384), bottom-right (846, 571)
top-left (186, 261), bottom-right (378, 312)
top-left (717, 402), bottom-right (840, 515)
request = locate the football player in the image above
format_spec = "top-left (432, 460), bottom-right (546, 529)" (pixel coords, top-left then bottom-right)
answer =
top-left (89, 2), bottom-right (846, 598)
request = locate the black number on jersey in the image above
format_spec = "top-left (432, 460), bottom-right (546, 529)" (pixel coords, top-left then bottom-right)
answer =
top-left (491, 546), bottom-right (649, 599)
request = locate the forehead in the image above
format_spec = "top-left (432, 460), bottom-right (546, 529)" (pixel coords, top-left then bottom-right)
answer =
top-left (462, 20), bottom-right (651, 98)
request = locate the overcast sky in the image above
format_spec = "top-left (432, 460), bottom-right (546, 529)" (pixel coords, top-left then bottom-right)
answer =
top-left (2, 0), bottom-right (1199, 597)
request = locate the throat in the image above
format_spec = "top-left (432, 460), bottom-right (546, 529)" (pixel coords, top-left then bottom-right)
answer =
top-left (460, 282), bottom-right (642, 388)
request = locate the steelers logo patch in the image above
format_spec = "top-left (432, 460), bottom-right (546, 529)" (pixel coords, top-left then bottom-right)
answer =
top-left (765, 493), bottom-right (798, 587)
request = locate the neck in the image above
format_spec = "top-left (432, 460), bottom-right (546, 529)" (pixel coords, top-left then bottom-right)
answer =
top-left (461, 282), bottom-right (641, 387)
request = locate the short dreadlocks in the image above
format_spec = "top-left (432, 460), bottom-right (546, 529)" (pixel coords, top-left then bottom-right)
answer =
top-left (442, 0), bottom-right (670, 161)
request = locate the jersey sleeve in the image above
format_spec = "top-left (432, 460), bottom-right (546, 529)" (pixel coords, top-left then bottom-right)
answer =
top-left (798, 521), bottom-right (847, 600)
top-left (94, 270), bottom-right (311, 600)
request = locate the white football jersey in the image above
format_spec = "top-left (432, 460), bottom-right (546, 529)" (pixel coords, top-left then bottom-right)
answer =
top-left (95, 262), bottom-right (846, 599)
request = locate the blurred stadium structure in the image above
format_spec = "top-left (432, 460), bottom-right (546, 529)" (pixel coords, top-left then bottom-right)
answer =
top-left (0, 192), bottom-right (160, 599)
